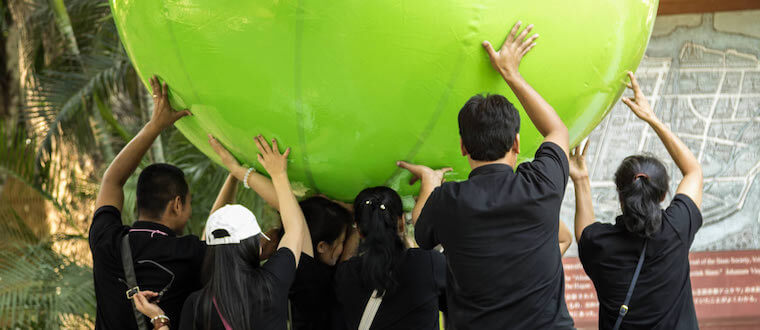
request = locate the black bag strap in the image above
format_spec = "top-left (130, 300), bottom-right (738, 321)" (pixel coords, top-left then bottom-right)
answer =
top-left (613, 239), bottom-right (648, 330)
top-left (121, 234), bottom-right (150, 330)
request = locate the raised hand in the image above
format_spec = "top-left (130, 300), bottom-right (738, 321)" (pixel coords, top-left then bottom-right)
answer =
top-left (621, 71), bottom-right (658, 124)
top-left (396, 161), bottom-right (452, 186)
top-left (569, 139), bottom-right (591, 181)
top-left (482, 21), bottom-right (539, 79)
top-left (255, 135), bottom-right (290, 177)
top-left (208, 134), bottom-right (241, 169)
top-left (148, 75), bottom-right (192, 130)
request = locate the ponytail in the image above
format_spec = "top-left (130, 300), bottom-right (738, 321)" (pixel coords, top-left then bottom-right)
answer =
top-left (353, 187), bottom-right (405, 296)
top-left (614, 155), bottom-right (669, 238)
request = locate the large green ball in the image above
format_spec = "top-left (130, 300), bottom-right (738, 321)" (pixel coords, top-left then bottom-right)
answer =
top-left (111, 0), bottom-right (657, 201)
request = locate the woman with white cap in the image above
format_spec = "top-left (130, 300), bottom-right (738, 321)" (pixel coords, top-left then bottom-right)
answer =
top-left (133, 135), bottom-right (305, 330)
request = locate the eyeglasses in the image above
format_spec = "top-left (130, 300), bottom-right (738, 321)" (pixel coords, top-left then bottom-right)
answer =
top-left (121, 259), bottom-right (176, 303)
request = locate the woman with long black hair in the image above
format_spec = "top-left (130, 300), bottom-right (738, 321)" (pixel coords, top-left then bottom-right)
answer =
top-left (207, 134), bottom-right (358, 330)
top-left (334, 186), bottom-right (447, 330)
top-left (571, 72), bottom-right (703, 329)
top-left (133, 134), bottom-right (306, 330)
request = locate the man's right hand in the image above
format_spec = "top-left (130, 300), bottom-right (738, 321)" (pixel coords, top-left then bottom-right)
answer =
top-left (482, 21), bottom-right (539, 80)
top-left (148, 75), bottom-right (192, 131)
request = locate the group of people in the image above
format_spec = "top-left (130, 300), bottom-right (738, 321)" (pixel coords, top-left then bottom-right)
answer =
top-left (89, 21), bottom-right (703, 330)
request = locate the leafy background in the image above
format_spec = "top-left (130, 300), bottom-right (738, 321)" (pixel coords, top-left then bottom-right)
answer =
top-left (0, 0), bottom-right (280, 327)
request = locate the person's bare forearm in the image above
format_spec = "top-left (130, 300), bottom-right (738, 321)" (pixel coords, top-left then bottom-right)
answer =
top-left (648, 119), bottom-right (701, 178)
top-left (572, 176), bottom-right (595, 242)
top-left (411, 182), bottom-right (437, 225)
top-left (648, 119), bottom-right (703, 206)
top-left (227, 165), bottom-right (280, 210)
top-left (95, 123), bottom-right (162, 210)
top-left (211, 174), bottom-right (239, 213)
top-left (503, 73), bottom-right (569, 152)
top-left (272, 173), bottom-right (304, 257)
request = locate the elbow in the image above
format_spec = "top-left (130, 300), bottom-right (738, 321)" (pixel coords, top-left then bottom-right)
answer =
top-left (690, 166), bottom-right (703, 180)
top-left (101, 175), bottom-right (126, 189)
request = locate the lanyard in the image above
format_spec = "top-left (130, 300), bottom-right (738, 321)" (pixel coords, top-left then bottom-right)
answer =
top-left (129, 228), bottom-right (168, 238)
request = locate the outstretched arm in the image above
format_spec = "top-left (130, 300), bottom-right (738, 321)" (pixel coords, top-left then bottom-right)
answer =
top-left (208, 135), bottom-right (279, 210)
top-left (396, 161), bottom-right (452, 225)
top-left (95, 76), bottom-right (191, 211)
top-left (570, 140), bottom-right (595, 242)
top-left (483, 21), bottom-right (569, 156)
top-left (202, 174), bottom-right (240, 241)
top-left (211, 174), bottom-right (239, 214)
top-left (622, 72), bottom-right (703, 208)
top-left (209, 135), bottom-right (313, 257)
top-left (255, 135), bottom-right (305, 267)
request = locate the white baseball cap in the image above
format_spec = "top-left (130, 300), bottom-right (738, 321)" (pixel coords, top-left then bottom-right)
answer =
top-left (205, 204), bottom-right (269, 245)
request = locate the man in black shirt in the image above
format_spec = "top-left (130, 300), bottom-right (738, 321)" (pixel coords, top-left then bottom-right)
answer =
top-left (89, 76), bottom-right (205, 329)
top-left (398, 22), bottom-right (573, 329)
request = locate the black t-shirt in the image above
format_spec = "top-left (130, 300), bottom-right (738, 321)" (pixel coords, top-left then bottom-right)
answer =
top-left (89, 206), bottom-right (206, 330)
top-left (578, 194), bottom-right (702, 330)
top-left (415, 142), bottom-right (574, 330)
top-left (334, 248), bottom-right (447, 330)
top-left (289, 253), bottom-right (343, 330)
top-left (179, 247), bottom-right (296, 330)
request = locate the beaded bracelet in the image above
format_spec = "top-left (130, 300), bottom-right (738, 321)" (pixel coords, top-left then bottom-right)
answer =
top-left (151, 315), bottom-right (170, 329)
top-left (243, 167), bottom-right (255, 189)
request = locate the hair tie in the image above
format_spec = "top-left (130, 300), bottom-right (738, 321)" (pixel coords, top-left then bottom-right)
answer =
top-left (365, 200), bottom-right (371, 205)
top-left (380, 204), bottom-right (386, 210)
top-left (634, 173), bottom-right (649, 181)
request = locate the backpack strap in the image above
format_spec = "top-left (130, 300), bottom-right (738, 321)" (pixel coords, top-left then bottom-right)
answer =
top-left (358, 290), bottom-right (384, 330)
top-left (121, 234), bottom-right (150, 330)
top-left (613, 239), bottom-right (648, 330)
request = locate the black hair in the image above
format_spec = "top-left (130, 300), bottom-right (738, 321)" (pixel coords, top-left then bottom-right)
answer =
top-left (136, 163), bottom-right (189, 219)
top-left (299, 196), bottom-right (352, 253)
top-left (614, 155), bottom-right (670, 238)
top-left (458, 93), bottom-right (521, 161)
top-left (353, 186), bottom-right (405, 296)
top-left (195, 233), bottom-right (275, 330)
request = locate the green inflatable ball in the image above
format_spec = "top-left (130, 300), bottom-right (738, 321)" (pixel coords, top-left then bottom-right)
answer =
top-left (111, 0), bottom-right (657, 202)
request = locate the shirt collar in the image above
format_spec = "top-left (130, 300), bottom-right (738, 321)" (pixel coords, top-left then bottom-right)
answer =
top-left (132, 221), bottom-right (178, 237)
top-left (468, 163), bottom-right (514, 179)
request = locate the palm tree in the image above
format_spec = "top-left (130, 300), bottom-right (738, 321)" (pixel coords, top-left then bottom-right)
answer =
top-left (0, 0), bottom-right (279, 327)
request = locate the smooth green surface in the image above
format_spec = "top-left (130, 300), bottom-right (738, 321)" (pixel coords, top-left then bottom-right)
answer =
top-left (111, 0), bottom-right (658, 201)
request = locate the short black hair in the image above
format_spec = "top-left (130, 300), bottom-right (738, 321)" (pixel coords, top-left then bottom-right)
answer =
top-left (458, 94), bottom-right (520, 161)
top-left (136, 163), bottom-right (189, 219)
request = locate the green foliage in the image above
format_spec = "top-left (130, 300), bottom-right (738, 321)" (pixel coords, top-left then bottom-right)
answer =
top-left (1, 0), bottom-right (281, 327)
top-left (0, 239), bottom-right (95, 328)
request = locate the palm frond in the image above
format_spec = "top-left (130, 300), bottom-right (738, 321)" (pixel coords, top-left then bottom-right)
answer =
top-left (0, 241), bottom-right (95, 328)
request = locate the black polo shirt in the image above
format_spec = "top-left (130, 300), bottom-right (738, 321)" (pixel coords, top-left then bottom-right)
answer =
top-left (289, 253), bottom-right (342, 330)
top-left (578, 194), bottom-right (702, 330)
top-left (415, 141), bottom-right (573, 330)
top-left (334, 248), bottom-right (447, 330)
top-left (89, 206), bottom-right (206, 329)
